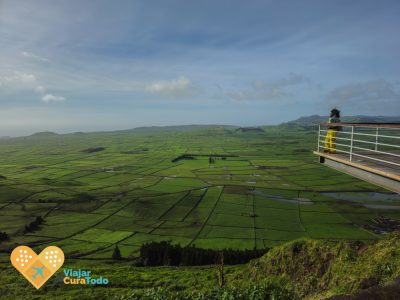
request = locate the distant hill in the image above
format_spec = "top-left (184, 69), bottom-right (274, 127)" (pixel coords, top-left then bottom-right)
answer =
top-left (125, 124), bottom-right (237, 133)
top-left (24, 125), bottom-right (237, 138)
top-left (285, 115), bottom-right (400, 126)
top-left (28, 131), bottom-right (59, 137)
top-left (16, 119), bottom-right (400, 139)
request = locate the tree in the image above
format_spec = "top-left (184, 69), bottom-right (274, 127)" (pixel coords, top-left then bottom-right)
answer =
top-left (216, 251), bottom-right (226, 288)
top-left (24, 216), bottom-right (44, 233)
top-left (139, 241), bottom-right (268, 266)
top-left (0, 232), bottom-right (9, 242)
top-left (112, 244), bottom-right (122, 260)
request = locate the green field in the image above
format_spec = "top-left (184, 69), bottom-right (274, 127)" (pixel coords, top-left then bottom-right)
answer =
top-left (1, 125), bottom-right (399, 263)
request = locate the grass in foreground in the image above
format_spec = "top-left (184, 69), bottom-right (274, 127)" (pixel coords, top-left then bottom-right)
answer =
top-left (1, 232), bottom-right (400, 299)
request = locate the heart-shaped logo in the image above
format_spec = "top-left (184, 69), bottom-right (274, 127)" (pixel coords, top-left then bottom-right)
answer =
top-left (11, 246), bottom-right (65, 289)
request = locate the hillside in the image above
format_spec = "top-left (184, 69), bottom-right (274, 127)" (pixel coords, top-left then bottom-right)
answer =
top-left (0, 126), bottom-right (399, 299)
top-left (1, 232), bottom-right (400, 299)
top-left (134, 124), bottom-right (236, 131)
top-left (110, 124), bottom-right (237, 134)
top-left (237, 231), bottom-right (400, 299)
top-left (0, 126), bottom-right (389, 261)
top-left (28, 131), bottom-right (59, 138)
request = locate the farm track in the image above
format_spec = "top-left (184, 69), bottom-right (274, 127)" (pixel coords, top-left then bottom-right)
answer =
top-left (28, 196), bottom-right (140, 247)
top-left (182, 188), bottom-right (208, 221)
top-left (188, 186), bottom-right (224, 246)
top-left (157, 191), bottom-right (191, 220)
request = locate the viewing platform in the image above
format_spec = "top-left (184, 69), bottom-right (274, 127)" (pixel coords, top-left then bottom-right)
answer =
top-left (314, 123), bottom-right (400, 193)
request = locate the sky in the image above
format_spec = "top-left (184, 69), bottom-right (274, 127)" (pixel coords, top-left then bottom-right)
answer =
top-left (0, 0), bottom-right (399, 136)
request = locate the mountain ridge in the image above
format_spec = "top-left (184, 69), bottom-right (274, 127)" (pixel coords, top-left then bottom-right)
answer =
top-left (286, 115), bottom-right (400, 126)
top-left (7, 116), bottom-right (400, 139)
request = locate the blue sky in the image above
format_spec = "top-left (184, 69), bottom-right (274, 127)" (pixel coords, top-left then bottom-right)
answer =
top-left (0, 0), bottom-right (399, 135)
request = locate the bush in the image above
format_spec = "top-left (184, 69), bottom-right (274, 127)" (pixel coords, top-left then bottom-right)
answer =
top-left (24, 216), bottom-right (43, 233)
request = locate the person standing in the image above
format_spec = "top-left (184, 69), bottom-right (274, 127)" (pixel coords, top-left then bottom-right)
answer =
top-left (324, 108), bottom-right (341, 153)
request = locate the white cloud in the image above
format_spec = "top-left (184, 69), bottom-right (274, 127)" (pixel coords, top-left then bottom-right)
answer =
top-left (0, 71), bottom-right (64, 103)
top-left (41, 94), bottom-right (65, 102)
top-left (145, 76), bottom-right (199, 98)
top-left (0, 71), bottom-right (36, 86)
top-left (229, 86), bottom-right (282, 101)
top-left (229, 73), bottom-right (309, 101)
top-left (35, 85), bottom-right (46, 93)
top-left (21, 51), bottom-right (48, 62)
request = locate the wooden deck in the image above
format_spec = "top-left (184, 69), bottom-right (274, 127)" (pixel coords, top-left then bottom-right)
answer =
top-left (314, 151), bottom-right (400, 182)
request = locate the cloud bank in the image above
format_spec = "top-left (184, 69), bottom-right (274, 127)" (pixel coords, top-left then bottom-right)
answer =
top-left (0, 71), bottom-right (36, 86)
top-left (0, 0), bottom-right (399, 135)
top-left (21, 51), bottom-right (48, 62)
top-left (41, 94), bottom-right (65, 102)
top-left (146, 76), bottom-right (199, 98)
top-left (0, 70), bottom-right (65, 103)
top-left (326, 79), bottom-right (400, 111)
top-left (229, 73), bottom-right (309, 101)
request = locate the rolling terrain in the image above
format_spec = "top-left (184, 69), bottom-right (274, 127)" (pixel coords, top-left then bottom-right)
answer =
top-left (0, 125), bottom-right (400, 299)
top-left (0, 125), bottom-right (398, 260)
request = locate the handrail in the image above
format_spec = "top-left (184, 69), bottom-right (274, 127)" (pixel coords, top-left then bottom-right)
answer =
top-left (320, 122), bottom-right (400, 128)
top-left (319, 129), bottom-right (400, 139)
top-left (317, 123), bottom-right (400, 168)
top-left (318, 135), bottom-right (400, 149)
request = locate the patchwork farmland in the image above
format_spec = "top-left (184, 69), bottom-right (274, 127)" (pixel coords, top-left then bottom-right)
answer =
top-left (0, 125), bottom-right (399, 261)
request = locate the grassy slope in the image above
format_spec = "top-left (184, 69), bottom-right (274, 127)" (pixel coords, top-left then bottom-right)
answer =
top-left (236, 231), bottom-right (400, 299)
top-left (1, 232), bottom-right (400, 299)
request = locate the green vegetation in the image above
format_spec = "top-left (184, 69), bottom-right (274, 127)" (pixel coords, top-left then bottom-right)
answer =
top-left (1, 232), bottom-right (400, 299)
top-left (138, 241), bottom-right (267, 266)
top-left (237, 231), bottom-right (400, 299)
top-left (0, 125), bottom-right (399, 298)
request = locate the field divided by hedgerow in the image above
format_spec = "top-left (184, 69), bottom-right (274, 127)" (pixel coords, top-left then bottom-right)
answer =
top-left (0, 126), bottom-right (399, 261)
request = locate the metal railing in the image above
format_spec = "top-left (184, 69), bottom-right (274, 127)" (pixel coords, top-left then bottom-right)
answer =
top-left (317, 123), bottom-right (400, 168)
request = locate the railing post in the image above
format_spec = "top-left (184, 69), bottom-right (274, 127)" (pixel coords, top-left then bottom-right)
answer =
top-left (349, 126), bottom-right (354, 161)
top-left (317, 124), bottom-right (321, 152)
top-left (375, 127), bottom-right (379, 151)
